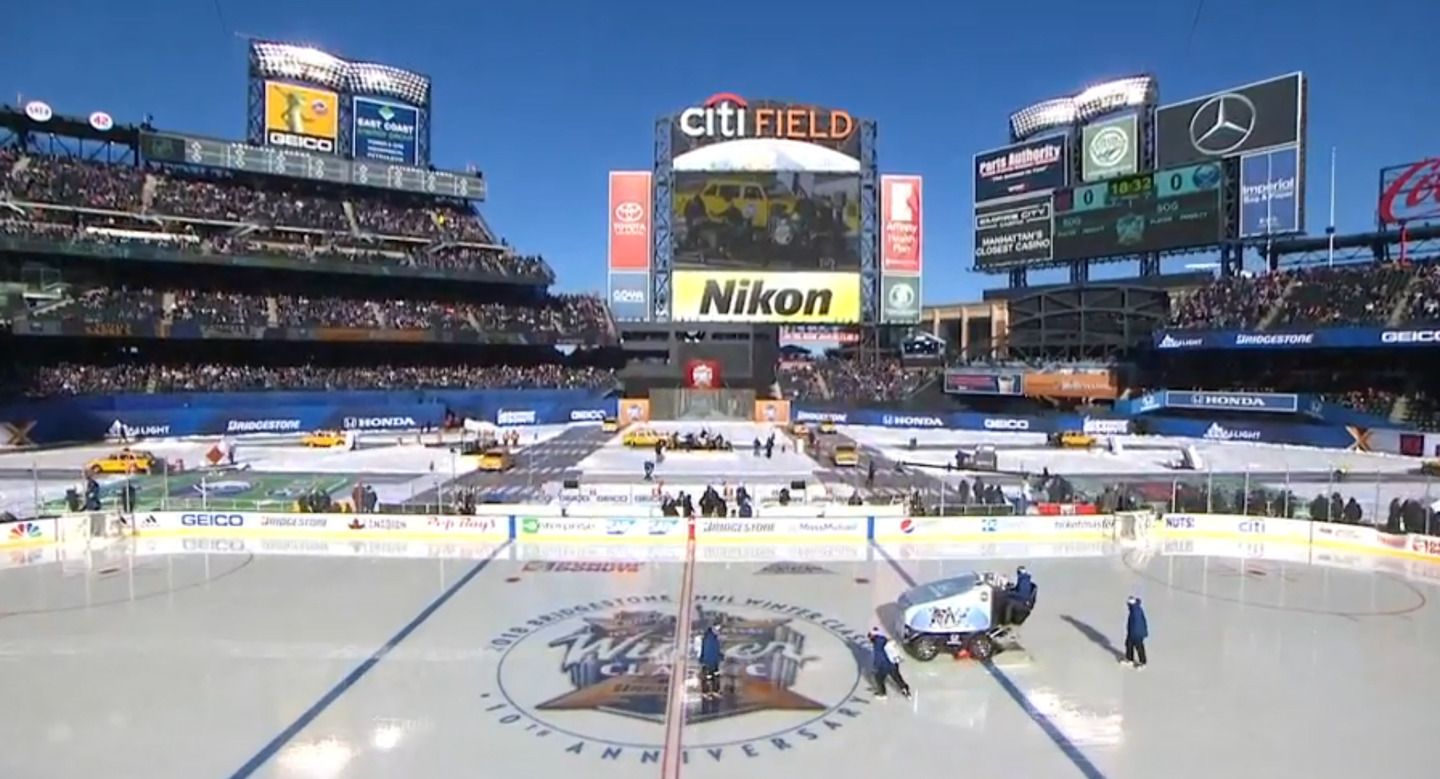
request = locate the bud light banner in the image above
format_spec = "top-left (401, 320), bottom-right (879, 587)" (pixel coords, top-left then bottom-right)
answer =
top-left (1166, 390), bottom-right (1300, 414)
top-left (352, 98), bottom-right (421, 165)
top-left (1239, 145), bottom-right (1300, 237)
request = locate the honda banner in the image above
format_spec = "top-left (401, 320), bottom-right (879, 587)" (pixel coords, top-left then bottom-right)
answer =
top-left (1239, 145), bottom-right (1301, 237)
top-left (1154, 327), bottom-right (1440, 351)
top-left (1166, 390), bottom-right (1300, 414)
top-left (608, 171), bottom-right (652, 271)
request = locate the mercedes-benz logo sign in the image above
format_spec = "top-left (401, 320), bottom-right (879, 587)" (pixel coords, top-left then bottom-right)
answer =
top-left (888, 281), bottom-right (916, 309)
top-left (1189, 93), bottom-right (1256, 156)
top-left (614, 201), bottom-right (644, 223)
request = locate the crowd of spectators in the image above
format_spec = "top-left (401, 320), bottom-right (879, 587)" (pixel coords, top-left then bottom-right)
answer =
top-left (782, 358), bottom-right (938, 403)
top-left (12, 363), bottom-right (618, 397)
top-left (1, 151), bottom-right (550, 278)
top-left (1170, 262), bottom-right (1440, 330)
top-left (30, 285), bottom-right (611, 340)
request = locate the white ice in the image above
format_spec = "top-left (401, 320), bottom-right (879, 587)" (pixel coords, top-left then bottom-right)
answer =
top-left (573, 421), bottom-right (815, 478)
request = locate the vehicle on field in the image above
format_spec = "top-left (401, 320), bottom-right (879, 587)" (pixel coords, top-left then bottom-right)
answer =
top-left (818, 420), bottom-right (837, 435)
top-left (302, 430), bottom-right (348, 448)
top-left (86, 449), bottom-right (160, 474)
top-left (897, 571), bottom-right (1035, 662)
top-left (478, 448), bottom-right (514, 472)
top-left (624, 428), bottom-right (664, 448)
top-left (1047, 431), bottom-right (1095, 449)
top-left (831, 443), bottom-right (859, 467)
top-left (791, 421), bottom-right (811, 436)
top-left (601, 417), bottom-right (619, 433)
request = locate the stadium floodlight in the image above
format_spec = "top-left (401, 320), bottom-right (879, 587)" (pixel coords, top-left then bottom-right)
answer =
top-left (249, 41), bottom-right (432, 106)
top-left (348, 62), bottom-right (431, 106)
top-left (1008, 75), bottom-right (1156, 141)
top-left (250, 42), bottom-right (348, 90)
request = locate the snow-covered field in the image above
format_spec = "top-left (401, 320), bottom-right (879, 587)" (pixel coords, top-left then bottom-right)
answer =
top-left (844, 426), bottom-right (1423, 477)
top-left (574, 421), bottom-right (815, 478)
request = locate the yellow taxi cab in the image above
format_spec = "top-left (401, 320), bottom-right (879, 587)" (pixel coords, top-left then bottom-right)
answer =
top-left (790, 421), bottom-right (810, 436)
top-left (831, 444), bottom-right (859, 467)
top-left (478, 448), bottom-right (514, 472)
top-left (623, 428), bottom-right (664, 448)
top-left (302, 430), bottom-right (347, 448)
top-left (1421, 459), bottom-right (1440, 476)
top-left (1050, 431), bottom-right (1096, 449)
top-left (87, 449), bottom-right (159, 474)
top-left (601, 416), bottom-right (619, 433)
top-left (818, 420), bottom-right (837, 435)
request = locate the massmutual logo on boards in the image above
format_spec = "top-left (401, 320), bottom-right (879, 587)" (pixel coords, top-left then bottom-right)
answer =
top-left (484, 595), bottom-right (870, 763)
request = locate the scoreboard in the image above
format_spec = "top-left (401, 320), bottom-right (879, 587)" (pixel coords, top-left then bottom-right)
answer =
top-left (1050, 163), bottom-right (1223, 261)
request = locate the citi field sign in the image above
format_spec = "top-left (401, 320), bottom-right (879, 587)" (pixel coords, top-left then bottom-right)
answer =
top-left (677, 93), bottom-right (855, 146)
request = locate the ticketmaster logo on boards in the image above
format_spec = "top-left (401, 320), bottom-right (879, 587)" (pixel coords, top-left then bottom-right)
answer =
top-left (482, 593), bottom-right (870, 764)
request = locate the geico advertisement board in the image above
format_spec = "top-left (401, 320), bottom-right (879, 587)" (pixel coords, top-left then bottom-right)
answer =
top-left (695, 518), bottom-right (868, 542)
top-left (139, 512), bottom-right (508, 540)
top-left (874, 515), bottom-right (1113, 541)
top-left (263, 81), bottom-right (339, 153)
top-left (671, 271), bottom-right (860, 323)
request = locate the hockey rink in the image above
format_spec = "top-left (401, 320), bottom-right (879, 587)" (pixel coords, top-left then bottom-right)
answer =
top-left (1, 538), bottom-right (1438, 778)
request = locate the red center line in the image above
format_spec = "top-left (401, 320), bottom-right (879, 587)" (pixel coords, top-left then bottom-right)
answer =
top-left (659, 519), bottom-right (698, 778)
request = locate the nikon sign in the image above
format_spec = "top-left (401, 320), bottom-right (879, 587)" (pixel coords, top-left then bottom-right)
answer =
top-left (671, 271), bottom-right (860, 324)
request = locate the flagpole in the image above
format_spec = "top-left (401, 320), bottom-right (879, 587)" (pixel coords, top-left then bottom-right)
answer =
top-left (1327, 146), bottom-right (1337, 267)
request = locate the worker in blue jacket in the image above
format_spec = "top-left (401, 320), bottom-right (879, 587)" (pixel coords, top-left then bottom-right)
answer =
top-left (1004, 566), bottom-right (1037, 624)
top-left (868, 628), bottom-right (911, 699)
top-left (1124, 596), bottom-right (1149, 669)
top-left (698, 624), bottom-right (723, 699)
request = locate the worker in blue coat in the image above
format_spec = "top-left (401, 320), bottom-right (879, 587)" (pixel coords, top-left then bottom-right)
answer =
top-left (698, 624), bottom-right (723, 698)
top-left (1124, 596), bottom-right (1149, 669)
top-left (868, 628), bottom-right (911, 699)
top-left (1003, 566), bottom-right (1037, 624)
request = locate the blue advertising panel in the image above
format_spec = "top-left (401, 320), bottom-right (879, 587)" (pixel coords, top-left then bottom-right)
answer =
top-left (1166, 390), bottom-right (1299, 414)
top-left (1155, 326), bottom-right (1440, 351)
top-left (607, 271), bottom-right (651, 321)
top-left (1239, 145), bottom-right (1300, 237)
top-left (352, 97), bottom-right (421, 165)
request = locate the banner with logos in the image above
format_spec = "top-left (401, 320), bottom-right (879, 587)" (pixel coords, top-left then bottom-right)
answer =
top-left (138, 511), bottom-right (509, 541)
top-left (1378, 158), bottom-right (1440, 227)
top-left (352, 97), bottom-right (420, 164)
top-left (973, 138), bottom-right (1068, 203)
top-left (608, 171), bottom-right (652, 272)
top-left (263, 81), bottom-right (340, 154)
top-left (881, 175), bottom-right (923, 324)
top-left (670, 270), bottom-right (861, 324)
top-left (1156, 73), bottom-right (1305, 167)
top-left (1164, 390), bottom-right (1299, 414)
top-left (1080, 113), bottom-right (1139, 183)
top-left (1154, 327), bottom-right (1440, 351)
top-left (1239, 145), bottom-right (1301, 237)
top-left (607, 271), bottom-right (650, 321)
top-left (618, 398), bottom-right (650, 424)
top-left (754, 399), bottom-right (791, 424)
top-left (1022, 371), bottom-right (1119, 400)
top-left (974, 195), bottom-right (1054, 269)
top-left (943, 371), bottom-right (1023, 396)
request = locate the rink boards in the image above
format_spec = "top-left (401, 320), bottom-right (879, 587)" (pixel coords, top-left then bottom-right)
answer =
top-left (8, 510), bottom-right (1440, 572)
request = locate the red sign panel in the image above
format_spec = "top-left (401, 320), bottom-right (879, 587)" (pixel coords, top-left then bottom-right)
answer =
top-left (608, 171), bottom-right (652, 271)
top-left (881, 175), bottom-right (922, 273)
top-left (684, 359), bottom-right (721, 389)
top-left (1379, 158), bottom-right (1440, 225)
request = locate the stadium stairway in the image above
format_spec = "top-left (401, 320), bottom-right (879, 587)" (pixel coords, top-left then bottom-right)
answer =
top-left (141, 173), bottom-right (158, 211)
top-left (1258, 275), bottom-right (1301, 330)
top-left (1387, 273), bottom-right (1424, 326)
top-left (341, 201), bottom-right (360, 234)
top-left (1390, 394), bottom-right (1412, 426)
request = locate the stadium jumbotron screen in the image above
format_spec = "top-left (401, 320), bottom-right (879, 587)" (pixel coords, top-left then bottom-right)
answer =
top-left (671, 171), bottom-right (860, 272)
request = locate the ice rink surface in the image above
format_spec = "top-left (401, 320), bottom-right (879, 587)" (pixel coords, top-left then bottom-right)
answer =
top-left (2, 539), bottom-right (1439, 778)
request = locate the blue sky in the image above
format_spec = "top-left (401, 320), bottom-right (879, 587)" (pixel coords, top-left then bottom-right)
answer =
top-left (5, 0), bottom-right (1438, 303)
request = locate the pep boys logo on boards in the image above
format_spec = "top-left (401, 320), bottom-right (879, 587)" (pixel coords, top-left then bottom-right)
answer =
top-left (484, 595), bottom-right (870, 763)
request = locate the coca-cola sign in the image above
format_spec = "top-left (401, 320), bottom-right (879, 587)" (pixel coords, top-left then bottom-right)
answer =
top-left (1378, 158), bottom-right (1440, 225)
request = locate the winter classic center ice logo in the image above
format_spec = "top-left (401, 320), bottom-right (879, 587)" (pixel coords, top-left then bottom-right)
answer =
top-left (484, 594), bottom-right (870, 763)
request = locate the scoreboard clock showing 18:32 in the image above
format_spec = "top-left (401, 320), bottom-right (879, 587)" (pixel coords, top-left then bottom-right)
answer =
top-left (1051, 162), bottom-right (1223, 261)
